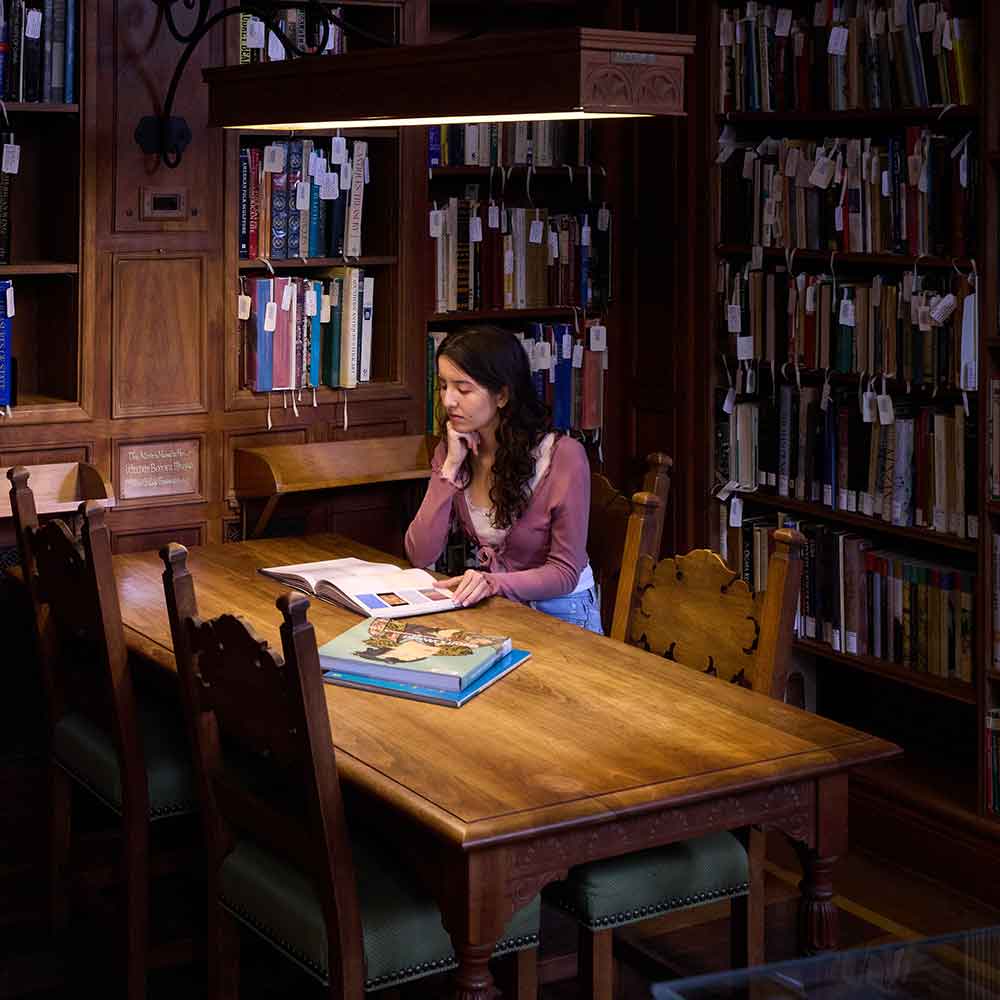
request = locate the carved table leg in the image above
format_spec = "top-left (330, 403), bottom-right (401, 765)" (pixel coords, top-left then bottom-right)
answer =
top-left (452, 942), bottom-right (497, 1000)
top-left (790, 773), bottom-right (847, 955)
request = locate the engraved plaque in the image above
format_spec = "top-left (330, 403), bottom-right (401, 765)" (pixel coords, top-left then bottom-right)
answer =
top-left (119, 439), bottom-right (200, 500)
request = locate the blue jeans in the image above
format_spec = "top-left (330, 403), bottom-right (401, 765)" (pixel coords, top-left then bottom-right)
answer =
top-left (530, 586), bottom-right (603, 634)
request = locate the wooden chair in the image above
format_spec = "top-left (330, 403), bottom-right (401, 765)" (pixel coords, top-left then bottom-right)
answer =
top-left (588, 452), bottom-right (672, 635)
top-left (159, 542), bottom-right (541, 999)
top-left (548, 513), bottom-right (805, 999)
top-left (6, 468), bottom-right (197, 1000)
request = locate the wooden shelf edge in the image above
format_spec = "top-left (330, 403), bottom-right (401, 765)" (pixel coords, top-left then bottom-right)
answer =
top-left (430, 306), bottom-right (578, 322)
top-left (729, 491), bottom-right (979, 554)
top-left (1, 401), bottom-right (90, 425)
top-left (717, 106), bottom-right (977, 125)
top-left (2, 102), bottom-right (79, 114)
top-left (796, 638), bottom-right (977, 704)
top-left (238, 256), bottom-right (397, 271)
top-left (0, 263), bottom-right (79, 275)
top-left (429, 164), bottom-right (603, 177)
top-left (716, 244), bottom-right (973, 270)
top-left (225, 380), bottom-right (413, 412)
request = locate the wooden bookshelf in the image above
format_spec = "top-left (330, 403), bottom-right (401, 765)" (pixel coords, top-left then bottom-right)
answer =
top-left (796, 638), bottom-right (977, 705)
top-left (429, 306), bottom-right (579, 322)
top-left (736, 492), bottom-right (979, 554)
top-left (0, 263), bottom-right (79, 276)
top-left (718, 106), bottom-right (978, 127)
top-left (238, 256), bottom-right (398, 271)
top-left (716, 244), bottom-right (976, 270)
top-left (3, 103), bottom-right (79, 115)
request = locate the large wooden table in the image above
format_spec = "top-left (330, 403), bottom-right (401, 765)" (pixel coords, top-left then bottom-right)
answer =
top-left (114, 534), bottom-right (900, 998)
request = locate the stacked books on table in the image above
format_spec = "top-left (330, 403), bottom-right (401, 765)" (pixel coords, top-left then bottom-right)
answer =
top-left (318, 618), bottom-right (530, 707)
top-left (260, 556), bottom-right (459, 618)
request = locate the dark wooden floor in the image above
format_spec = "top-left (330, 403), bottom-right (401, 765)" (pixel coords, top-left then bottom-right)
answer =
top-left (3, 776), bottom-right (999, 1000)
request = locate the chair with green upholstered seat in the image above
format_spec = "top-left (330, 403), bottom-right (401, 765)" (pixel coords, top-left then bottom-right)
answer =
top-left (6, 468), bottom-right (198, 1000)
top-left (159, 543), bottom-right (540, 998)
top-left (552, 484), bottom-right (805, 999)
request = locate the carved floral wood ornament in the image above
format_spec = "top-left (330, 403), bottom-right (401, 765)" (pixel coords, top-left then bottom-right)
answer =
top-left (629, 549), bottom-right (763, 691)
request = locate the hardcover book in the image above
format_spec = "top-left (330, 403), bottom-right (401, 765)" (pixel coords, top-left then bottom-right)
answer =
top-left (260, 556), bottom-right (459, 618)
top-left (317, 617), bottom-right (512, 692)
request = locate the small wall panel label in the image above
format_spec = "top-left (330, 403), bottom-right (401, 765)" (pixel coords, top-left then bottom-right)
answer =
top-left (119, 439), bottom-right (199, 500)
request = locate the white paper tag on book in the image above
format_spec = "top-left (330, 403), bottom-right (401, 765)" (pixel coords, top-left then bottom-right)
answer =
top-left (529, 219), bottom-right (544, 244)
top-left (267, 31), bottom-right (285, 61)
top-left (246, 17), bottom-right (265, 48)
top-left (827, 26), bottom-right (849, 55)
top-left (809, 155), bottom-right (836, 189)
top-left (548, 228), bottom-right (559, 259)
top-left (751, 245), bottom-right (763, 270)
top-left (839, 296), bottom-right (855, 327)
top-left (737, 335), bottom-right (754, 360)
top-left (263, 301), bottom-right (277, 332)
top-left (933, 507), bottom-right (947, 532)
top-left (295, 181), bottom-right (310, 211)
top-left (429, 209), bottom-right (443, 238)
top-left (930, 292), bottom-right (957, 325)
top-left (723, 387), bottom-right (737, 414)
top-left (742, 150), bottom-right (756, 180)
top-left (320, 294), bottom-right (331, 323)
top-left (25, 8), bottom-right (41, 39)
top-left (320, 172), bottom-right (339, 200)
top-left (280, 283), bottom-right (293, 311)
top-left (784, 147), bottom-right (800, 178)
top-left (598, 206), bottom-right (611, 231)
top-left (877, 393), bottom-right (895, 424)
top-left (237, 294), bottom-right (252, 321)
top-left (589, 324), bottom-right (607, 351)
top-left (862, 390), bottom-right (877, 423)
top-left (581, 222), bottom-right (591, 247)
top-left (469, 216), bottom-right (483, 243)
top-left (861, 493), bottom-right (874, 517)
top-left (562, 332), bottom-right (573, 359)
top-left (331, 137), bottom-right (347, 164)
top-left (488, 203), bottom-right (500, 229)
top-left (2, 143), bottom-right (20, 176)
top-left (942, 16), bottom-right (953, 49)
top-left (775, 9), bottom-right (793, 36)
top-left (846, 631), bottom-right (858, 655)
top-left (304, 288), bottom-right (317, 317)
top-left (340, 160), bottom-right (351, 190)
top-left (805, 283), bottom-right (817, 314)
top-left (834, 205), bottom-right (844, 232)
top-left (263, 144), bottom-right (285, 173)
top-left (960, 293), bottom-right (978, 390)
top-left (820, 380), bottom-right (831, 412)
top-left (572, 343), bottom-right (584, 368)
top-left (727, 304), bottom-right (742, 333)
top-left (729, 496), bottom-right (743, 528)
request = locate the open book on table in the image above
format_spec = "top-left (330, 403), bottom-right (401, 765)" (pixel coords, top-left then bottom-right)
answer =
top-left (259, 557), bottom-right (458, 618)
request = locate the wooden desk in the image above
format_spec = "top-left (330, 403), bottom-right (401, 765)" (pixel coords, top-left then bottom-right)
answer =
top-left (114, 534), bottom-right (900, 999)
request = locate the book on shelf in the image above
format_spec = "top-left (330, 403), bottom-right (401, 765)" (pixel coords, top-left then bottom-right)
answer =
top-left (0, 128), bottom-right (13, 265)
top-left (239, 6), bottom-right (347, 63)
top-left (239, 135), bottom-right (367, 261)
top-left (428, 119), bottom-right (593, 168)
top-left (718, 131), bottom-right (975, 258)
top-left (724, 508), bottom-right (974, 682)
top-left (240, 269), bottom-right (373, 392)
top-left (718, 377), bottom-right (978, 540)
top-left (0, 278), bottom-right (10, 408)
top-left (317, 616), bottom-right (513, 692)
top-left (324, 646), bottom-right (532, 708)
top-left (719, 1), bottom-right (977, 113)
top-left (260, 556), bottom-right (460, 618)
top-left (0, 0), bottom-right (73, 103)
top-left (986, 709), bottom-right (1000, 815)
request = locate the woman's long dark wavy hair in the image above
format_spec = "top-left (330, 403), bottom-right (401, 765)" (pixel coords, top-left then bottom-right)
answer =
top-left (437, 326), bottom-right (552, 531)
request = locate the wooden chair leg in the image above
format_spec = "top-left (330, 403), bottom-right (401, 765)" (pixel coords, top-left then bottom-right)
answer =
top-left (123, 813), bottom-right (150, 1000)
top-left (578, 926), bottom-right (614, 1000)
top-left (48, 761), bottom-right (71, 933)
top-left (731, 826), bottom-right (766, 969)
top-left (208, 902), bottom-right (241, 1000)
top-left (491, 948), bottom-right (537, 1000)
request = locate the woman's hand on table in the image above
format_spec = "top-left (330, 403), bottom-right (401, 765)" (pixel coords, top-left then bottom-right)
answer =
top-left (438, 569), bottom-right (493, 607)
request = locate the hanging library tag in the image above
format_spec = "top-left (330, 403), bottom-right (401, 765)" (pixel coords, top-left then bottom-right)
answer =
top-left (340, 159), bottom-right (351, 190)
top-left (839, 295), bottom-right (855, 327)
top-left (597, 205), bottom-right (611, 231)
top-left (469, 216), bottom-right (483, 243)
top-left (751, 245), bottom-right (763, 270)
top-left (263, 144), bottom-right (285, 173)
top-left (742, 150), bottom-right (756, 180)
top-left (295, 181), bottom-right (310, 211)
top-left (429, 209), bottom-right (443, 238)
top-left (280, 283), bottom-right (293, 310)
top-left (775, 9), bottom-right (793, 36)
top-left (267, 30), bottom-right (285, 61)
top-left (548, 228), bottom-right (560, 260)
top-left (784, 146), bottom-right (800, 177)
top-left (862, 390), bottom-right (877, 423)
top-left (809, 155), bottom-right (835, 189)
top-left (320, 172), bottom-right (339, 200)
top-left (737, 335), bottom-right (754, 361)
top-left (305, 289), bottom-right (318, 317)
top-left (589, 324), bottom-right (607, 351)
top-left (960, 292), bottom-right (978, 390)
top-left (2, 143), bottom-right (20, 176)
top-left (263, 301), bottom-right (277, 332)
top-left (320, 294), bottom-right (331, 323)
top-left (930, 292), bottom-right (957, 325)
top-left (246, 17), bottom-right (265, 48)
top-left (25, 9), bottom-right (41, 39)
top-left (581, 221), bottom-right (591, 246)
top-left (827, 26), bottom-right (849, 55)
top-left (331, 136), bottom-right (347, 164)
top-left (723, 387), bottom-right (737, 414)
top-left (729, 496), bottom-right (743, 528)
top-left (488, 203), bottom-right (500, 229)
top-left (727, 304), bottom-right (741, 333)
top-left (237, 294), bottom-right (252, 321)
top-left (877, 392), bottom-right (894, 424)
top-left (528, 219), bottom-right (544, 244)
top-left (562, 332), bottom-right (573, 359)
top-left (572, 343), bottom-right (584, 368)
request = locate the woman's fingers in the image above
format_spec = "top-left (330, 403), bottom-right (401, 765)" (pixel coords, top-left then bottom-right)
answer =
top-left (435, 572), bottom-right (490, 607)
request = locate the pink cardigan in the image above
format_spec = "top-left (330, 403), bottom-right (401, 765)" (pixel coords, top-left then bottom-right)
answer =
top-left (405, 435), bottom-right (591, 602)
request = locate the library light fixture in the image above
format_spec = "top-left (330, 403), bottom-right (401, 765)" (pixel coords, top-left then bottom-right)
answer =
top-left (141, 2), bottom-right (693, 166)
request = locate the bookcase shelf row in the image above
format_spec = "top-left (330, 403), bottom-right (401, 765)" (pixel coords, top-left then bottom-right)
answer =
top-left (237, 256), bottom-right (397, 272)
top-left (4, 103), bottom-right (79, 115)
top-left (724, 364), bottom-right (973, 398)
top-left (717, 106), bottom-right (978, 128)
top-left (429, 306), bottom-right (581, 323)
top-left (716, 244), bottom-right (975, 271)
top-left (0, 263), bottom-right (79, 276)
top-left (796, 638), bottom-right (977, 705)
top-left (428, 164), bottom-right (605, 179)
top-left (731, 491), bottom-right (979, 554)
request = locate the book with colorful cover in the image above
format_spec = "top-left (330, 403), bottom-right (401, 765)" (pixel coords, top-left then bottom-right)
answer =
top-left (260, 556), bottom-right (459, 618)
top-left (323, 647), bottom-right (531, 707)
top-left (317, 617), bottom-right (513, 692)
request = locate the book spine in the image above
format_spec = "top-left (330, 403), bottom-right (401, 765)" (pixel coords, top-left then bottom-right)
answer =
top-left (358, 273), bottom-right (373, 382)
top-left (344, 139), bottom-right (366, 257)
top-left (63, 0), bottom-right (74, 103)
top-left (0, 279), bottom-right (10, 406)
top-left (42, 0), bottom-right (52, 101)
top-left (50, 0), bottom-right (64, 102)
top-left (286, 140), bottom-right (303, 258)
top-left (238, 146), bottom-right (250, 259)
top-left (269, 141), bottom-right (289, 259)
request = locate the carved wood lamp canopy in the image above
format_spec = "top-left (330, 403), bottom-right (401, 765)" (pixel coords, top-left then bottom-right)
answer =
top-left (203, 28), bottom-right (696, 131)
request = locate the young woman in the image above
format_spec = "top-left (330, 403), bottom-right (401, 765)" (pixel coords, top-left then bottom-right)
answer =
top-left (405, 326), bottom-right (602, 633)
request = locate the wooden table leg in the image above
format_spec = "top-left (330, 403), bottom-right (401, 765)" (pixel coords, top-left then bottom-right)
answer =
top-left (452, 942), bottom-right (498, 1000)
top-left (793, 773), bottom-right (848, 954)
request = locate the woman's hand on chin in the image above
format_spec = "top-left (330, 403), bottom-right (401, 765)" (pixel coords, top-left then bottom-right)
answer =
top-left (441, 420), bottom-right (480, 481)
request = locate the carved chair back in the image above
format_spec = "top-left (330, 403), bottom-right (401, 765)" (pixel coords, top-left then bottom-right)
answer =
top-left (160, 544), bottom-right (365, 998)
top-left (624, 529), bottom-right (805, 700)
top-left (8, 468), bottom-right (145, 790)
top-left (588, 452), bottom-right (672, 636)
